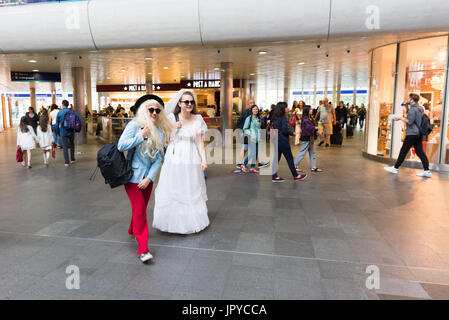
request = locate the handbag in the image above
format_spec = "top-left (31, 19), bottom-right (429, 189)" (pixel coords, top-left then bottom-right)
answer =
top-left (52, 142), bottom-right (56, 159)
top-left (289, 114), bottom-right (296, 126)
top-left (16, 146), bottom-right (23, 163)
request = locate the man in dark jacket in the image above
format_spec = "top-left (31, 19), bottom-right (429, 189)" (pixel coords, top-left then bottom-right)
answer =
top-left (56, 100), bottom-right (82, 166)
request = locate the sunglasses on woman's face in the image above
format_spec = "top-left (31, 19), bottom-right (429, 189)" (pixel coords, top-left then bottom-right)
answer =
top-left (180, 100), bottom-right (195, 106)
top-left (148, 107), bottom-right (161, 114)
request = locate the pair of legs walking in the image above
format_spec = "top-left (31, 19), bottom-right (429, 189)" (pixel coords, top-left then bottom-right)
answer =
top-left (61, 135), bottom-right (75, 164)
top-left (272, 144), bottom-right (299, 179)
top-left (125, 182), bottom-right (153, 256)
top-left (243, 141), bottom-right (259, 169)
top-left (295, 140), bottom-right (317, 169)
top-left (395, 135), bottom-right (429, 170)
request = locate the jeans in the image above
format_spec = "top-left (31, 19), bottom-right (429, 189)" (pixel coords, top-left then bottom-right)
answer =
top-left (359, 118), bottom-right (365, 129)
top-left (52, 124), bottom-right (61, 145)
top-left (339, 116), bottom-right (346, 128)
top-left (244, 141), bottom-right (258, 168)
top-left (272, 143), bottom-right (298, 178)
top-left (395, 135), bottom-right (429, 171)
top-left (61, 135), bottom-right (75, 164)
top-left (294, 140), bottom-right (316, 168)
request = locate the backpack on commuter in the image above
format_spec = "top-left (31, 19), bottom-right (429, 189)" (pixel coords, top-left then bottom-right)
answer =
top-left (63, 109), bottom-right (82, 132)
top-left (96, 142), bottom-right (136, 188)
top-left (419, 114), bottom-right (433, 137)
top-left (236, 108), bottom-right (252, 130)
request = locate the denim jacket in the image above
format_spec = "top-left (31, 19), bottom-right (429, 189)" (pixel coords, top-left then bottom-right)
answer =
top-left (117, 121), bottom-right (163, 183)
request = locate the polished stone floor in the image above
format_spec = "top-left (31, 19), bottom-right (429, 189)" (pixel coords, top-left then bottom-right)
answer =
top-left (1, 127), bottom-right (449, 300)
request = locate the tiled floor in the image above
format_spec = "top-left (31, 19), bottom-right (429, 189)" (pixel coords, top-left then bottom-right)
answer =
top-left (1, 127), bottom-right (449, 300)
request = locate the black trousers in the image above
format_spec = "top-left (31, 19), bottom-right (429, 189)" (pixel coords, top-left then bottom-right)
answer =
top-left (61, 135), bottom-right (75, 164)
top-left (272, 143), bottom-right (298, 178)
top-left (395, 135), bottom-right (429, 170)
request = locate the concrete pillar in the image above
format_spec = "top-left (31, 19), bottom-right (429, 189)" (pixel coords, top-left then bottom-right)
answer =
top-left (30, 83), bottom-right (36, 109)
top-left (241, 79), bottom-right (250, 111)
top-left (284, 86), bottom-right (289, 105)
top-left (1, 95), bottom-right (6, 129)
top-left (336, 82), bottom-right (342, 104)
top-left (8, 97), bottom-right (12, 127)
top-left (71, 67), bottom-right (86, 144)
top-left (146, 76), bottom-right (153, 94)
top-left (353, 87), bottom-right (357, 105)
top-left (86, 76), bottom-right (92, 113)
top-left (220, 62), bottom-right (233, 131)
top-left (51, 82), bottom-right (56, 105)
top-left (313, 84), bottom-right (317, 107)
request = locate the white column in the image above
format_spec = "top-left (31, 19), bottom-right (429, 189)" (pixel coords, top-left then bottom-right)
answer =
top-left (30, 83), bottom-right (36, 109)
top-left (72, 67), bottom-right (86, 144)
top-left (220, 62), bottom-right (233, 131)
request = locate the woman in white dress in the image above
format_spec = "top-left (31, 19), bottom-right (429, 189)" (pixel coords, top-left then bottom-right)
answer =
top-left (17, 116), bottom-right (38, 168)
top-left (36, 113), bottom-right (53, 165)
top-left (153, 89), bottom-right (209, 234)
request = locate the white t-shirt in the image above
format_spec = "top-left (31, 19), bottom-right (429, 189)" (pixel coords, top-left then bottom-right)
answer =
top-left (50, 109), bottom-right (59, 125)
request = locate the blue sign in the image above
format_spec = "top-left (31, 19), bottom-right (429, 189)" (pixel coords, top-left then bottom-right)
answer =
top-left (11, 71), bottom-right (61, 82)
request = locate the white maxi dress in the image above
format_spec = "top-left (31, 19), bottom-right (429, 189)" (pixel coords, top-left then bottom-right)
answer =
top-left (153, 114), bottom-right (209, 234)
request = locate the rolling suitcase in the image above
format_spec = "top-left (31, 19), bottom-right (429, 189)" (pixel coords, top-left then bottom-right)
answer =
top-left (346, 125), bottom-right (354, 137)
top-left (331, 122), bottom-right (343, 146)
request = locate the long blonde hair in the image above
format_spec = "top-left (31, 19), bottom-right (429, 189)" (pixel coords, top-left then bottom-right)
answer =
top-left (134, 99), bottom-right (174, 159)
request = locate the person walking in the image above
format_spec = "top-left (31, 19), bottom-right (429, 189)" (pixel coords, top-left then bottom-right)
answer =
top-left (153, 89), bottom-right (209, 234)
top-left (49, 104), bottom-right (61, 147)
top-left (26, 107), bottom-right (39, 134)
top-left (271, 102), bottom-right (307, 182)
top-left (294, 101), bottom-right (305, 146)
top-left (118, 94), bottom-right (173, 262)
top-left (317, 98), bottom-right (336, 147)
top-left (358, 104), bottom-right (366, 129)
top-left (17, 116), bottom-right (38, 169)
top-left (384, 93), bottom-right (432, 177)
top-left (36, 113), bottom-right (53, 166)
top-left (294, 105), bottom-right (322, 173)
top-left (335, 101), bottom-right (348, 129)
top-left (241, 105), bottom-right (261, 173)
top-left (55, 100), bottom-right (82, 167)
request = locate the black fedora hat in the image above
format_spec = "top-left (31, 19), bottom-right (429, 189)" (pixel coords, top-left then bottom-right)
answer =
top-left (134, 94), bottom-right (165, 112)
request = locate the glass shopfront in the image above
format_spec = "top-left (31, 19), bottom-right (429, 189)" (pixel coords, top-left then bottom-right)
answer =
top-left (366, 35), bottom-right (449, 170)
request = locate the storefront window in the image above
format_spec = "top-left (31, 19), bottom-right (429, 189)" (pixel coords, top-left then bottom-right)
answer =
top-left (366, 44), bottom-right (397, 157)
top-left (394, 36), bottom-right (448, 164)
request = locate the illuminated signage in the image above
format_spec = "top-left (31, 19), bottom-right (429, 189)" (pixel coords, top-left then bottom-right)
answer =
top-left (11, 71), bottom-right (61, 82)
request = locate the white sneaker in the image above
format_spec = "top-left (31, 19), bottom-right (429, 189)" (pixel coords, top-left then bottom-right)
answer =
top-left (139, 252), bottom-right (153, 263)
top-left (417, 170), bottom-right (432, 178)
top-left (384, 166), bottom-right (398, 174)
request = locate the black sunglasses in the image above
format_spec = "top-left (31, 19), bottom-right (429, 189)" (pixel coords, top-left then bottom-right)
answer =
top-left (180, 100), bottom-right (195, 106)
top-left (148, 107), bottom-right (161, 114)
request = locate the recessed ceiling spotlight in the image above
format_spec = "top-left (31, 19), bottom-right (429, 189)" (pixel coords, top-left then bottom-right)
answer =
top-left (258, 51), bottom-right (268, 55)
top-left (180, 75), bottom-right (185, 78)
top-left (144, 57), bottom-right (152, 60)
top-left (298, 62), bottom-right (305, 65)
top-left (214, 68), bottom-right (220, 71)
top-left (325, 70), bottom-right (331, 72)
top-left (28, 59), bottom-right (37, 63)
top-left (147, 72), bottom-right (152, 75)
top-left (163, 67), bottom-right (169, 70)
top-left (32, 69), bottom-right (39, 72)
top-left (249, 73), bottom-right (256, 76)
top-left (106, 76), bottom-right (111, 79)
top-left (121, 68), bottom-right (126, 72)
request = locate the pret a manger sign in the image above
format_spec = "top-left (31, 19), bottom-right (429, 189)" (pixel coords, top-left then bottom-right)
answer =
top-left (183, 80), bottom-right (221, 89)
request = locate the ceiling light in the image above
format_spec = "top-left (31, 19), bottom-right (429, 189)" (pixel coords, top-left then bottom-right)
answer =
top-left (249, 73), bottom-right (256, 76)
top-left (28, 59), bottom-right (37, 63)
top-left (214, 68), bottom-right (220, 71)
top-left (180, 75), bottom-right (185, 78)
top-left (32, 69), bottom-right (39, 72)
top-left (144, 57), bottom-right (152, 60)
top-left (163, 67), bottom-right (169, 70)
top-left (106, 77), bottom-right (111, 79)
top-left (298, 62), bottom-right (305, 65)
top-left (147, 72), bottom-right (152, 75)
top-left (258, 51), bottom-right (268, 55)
top-left (121, 68), bottom-right (126, 72)
top-left (325, 70), bottom-right (331, 72)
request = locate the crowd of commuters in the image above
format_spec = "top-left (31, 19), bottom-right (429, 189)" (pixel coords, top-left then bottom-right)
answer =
top-left (16, 100), bottom-right (82, 168)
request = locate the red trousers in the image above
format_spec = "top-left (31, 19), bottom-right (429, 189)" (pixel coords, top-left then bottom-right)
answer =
top-left (125, 182), bottom-right (153, 255)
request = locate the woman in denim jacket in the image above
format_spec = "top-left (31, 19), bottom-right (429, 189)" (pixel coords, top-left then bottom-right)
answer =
top-left (117, 95), bottom-right (173, 263)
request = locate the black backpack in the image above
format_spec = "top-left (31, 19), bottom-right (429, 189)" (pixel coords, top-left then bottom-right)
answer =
top-left (237, 108), bottom-right (252, 129)
top-left (97, 142), bottom-right (136, 188)
top-left (419, 114), bottom-right (433, 136)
